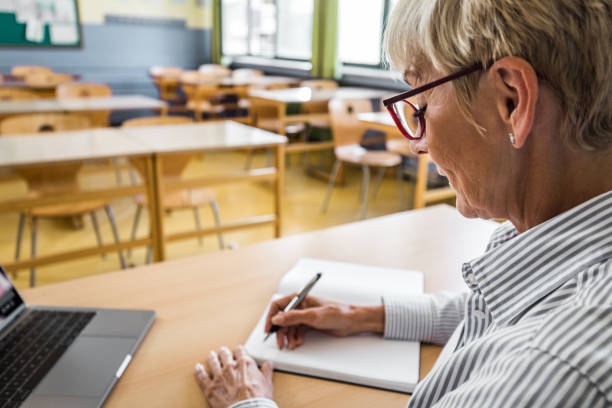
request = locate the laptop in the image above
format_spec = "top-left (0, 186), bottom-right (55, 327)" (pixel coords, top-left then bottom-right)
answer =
top-left (0, 265), bottom-right (155, 408)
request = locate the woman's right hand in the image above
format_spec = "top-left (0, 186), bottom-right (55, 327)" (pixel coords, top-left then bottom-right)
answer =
top-left (264, 294), bottom-right (384, 350)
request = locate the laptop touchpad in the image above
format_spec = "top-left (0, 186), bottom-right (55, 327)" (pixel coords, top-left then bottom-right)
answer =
top-left (33, 336), bottom-right (134, 397)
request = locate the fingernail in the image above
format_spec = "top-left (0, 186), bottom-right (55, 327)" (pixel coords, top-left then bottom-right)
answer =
top-left (194, 363), bottom-right (204, 372)
top-left (271, 316), bottom-right (281, 324)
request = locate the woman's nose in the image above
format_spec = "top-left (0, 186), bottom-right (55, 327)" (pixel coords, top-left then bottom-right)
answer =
top-left (409, 136), bottom-right (428, 155)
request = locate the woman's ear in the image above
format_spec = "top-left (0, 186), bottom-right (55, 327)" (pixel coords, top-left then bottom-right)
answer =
top-left (490, 57), bottom-right (538, 148)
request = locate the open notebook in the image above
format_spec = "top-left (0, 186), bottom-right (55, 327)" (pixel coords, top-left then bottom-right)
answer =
top-left (245, 258), bottom-right (424, 393)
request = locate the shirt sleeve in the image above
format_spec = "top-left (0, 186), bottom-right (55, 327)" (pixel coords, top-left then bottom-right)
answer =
top-left (383, 291), bottom-right (467, 345)
top-left (229, 398), bottom-right (279, 408)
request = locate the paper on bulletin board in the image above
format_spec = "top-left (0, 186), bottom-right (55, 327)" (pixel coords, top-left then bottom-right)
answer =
top-left (0, 0), bottom-right (15, 13)
top-left (25, 19), bottom-right (45, 42)
top-left (54, 0), bottom-right (77, 22)
top-left (50, 23), bottom-right (77, 44)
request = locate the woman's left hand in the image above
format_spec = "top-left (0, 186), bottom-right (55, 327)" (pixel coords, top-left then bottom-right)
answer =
top-left (194, 345), bottom-right (274, 408)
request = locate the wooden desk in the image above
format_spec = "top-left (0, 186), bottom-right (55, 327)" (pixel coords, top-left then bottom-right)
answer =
top-left (0, 129), bottom-right (156, 273)
top-left (0, 95), bottom-right (167, 117)
top-left (0, 121), bottom-right (287, 270)
top-left (358, 112), bottom-right (456, 208)
top-left (20, 205), bottom-right (498, 407)
top-left (120, 121), bottom-right (288, 261)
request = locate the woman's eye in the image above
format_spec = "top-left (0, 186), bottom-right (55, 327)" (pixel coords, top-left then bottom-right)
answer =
top-left (412, 104), bottom-right (427, 118)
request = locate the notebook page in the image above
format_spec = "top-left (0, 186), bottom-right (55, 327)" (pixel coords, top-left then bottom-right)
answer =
top-left (276, 258), bottom-right (423, 305)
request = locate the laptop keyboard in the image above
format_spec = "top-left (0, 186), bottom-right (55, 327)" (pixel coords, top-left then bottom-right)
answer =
top-left (0, 310), bottom-right (95, 407)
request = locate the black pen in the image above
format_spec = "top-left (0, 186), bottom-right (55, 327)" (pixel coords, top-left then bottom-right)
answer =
top-left (264, 272), bottom-right (322, 342)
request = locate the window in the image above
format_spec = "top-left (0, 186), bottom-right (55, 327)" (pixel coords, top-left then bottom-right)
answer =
top-left (221, 0), bottom-right (313, 61)
top-left (337, 0), bottom-right (397, 67)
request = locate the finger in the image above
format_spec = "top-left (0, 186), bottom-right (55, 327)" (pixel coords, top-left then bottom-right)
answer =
top-left (194, 362), bottom-right (210, 389)
top-left (265, 293), bottom-right (296, 332)
top-left (218, 346), bottom-right (235, 369)
top-left (287, 326), bottom-right (296, 350)
top-left (207, 350), bottom-right (222, 377)
top-left (261, 361), bottom-right (274, 382)
top-left (271, 308), bottom-right (319, 327)
top-left (296, 325), bottom-right (308, 347)
top-left (276, 327), bottom-right (288, 349)
top-left (233, 345), bottom-right (255, 367)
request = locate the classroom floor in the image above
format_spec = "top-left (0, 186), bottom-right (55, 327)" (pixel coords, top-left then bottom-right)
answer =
top-left (0, 150), bottom-right (450, 290)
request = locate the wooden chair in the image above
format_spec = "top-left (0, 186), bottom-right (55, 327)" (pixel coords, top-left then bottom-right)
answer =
top-left (56, 82), bottom-right (112, 127)
top-left (0, 88), bottom-right (39, 101)
top-left (0, 113), bottom-right (127, 287)
top-left (122, 116), bottom-right (225, 262)
top-left (149, 67), bottom-right (185, 108)
top-left (322, 99), bottom-right (404, 219)
top-left (11, 66), bottom-right (52, 79)
top-left (300, 79), bottom-right (338, 129)
top-left (24, 72), bottom-right (73, 88)
top-left (180, 71), bottom-right (222, 121)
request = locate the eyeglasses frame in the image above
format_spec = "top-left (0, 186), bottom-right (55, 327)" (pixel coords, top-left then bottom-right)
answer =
top-left (382, 62), bottom-right (485, 140)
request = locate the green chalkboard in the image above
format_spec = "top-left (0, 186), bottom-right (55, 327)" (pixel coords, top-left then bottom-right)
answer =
top-left (0, 0), bottom-right (81, 48)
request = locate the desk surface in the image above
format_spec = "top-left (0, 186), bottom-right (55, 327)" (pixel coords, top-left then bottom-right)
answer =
top-left (0, 95), bottom-right (166, 114)
top-left (21, 205), bottom-right (497, 407)
top-left (0, 122), bottom-right (287, 168)
top-left (358, 111), bottom-right (395, 127)
top-left (0, 128), bottom-right (151, 168)
top-left (248, 87), bottom-right (391, 103)
top-left (121, 121), bottom-right (288, 154)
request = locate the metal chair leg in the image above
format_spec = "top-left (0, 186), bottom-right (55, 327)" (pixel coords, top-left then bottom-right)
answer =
top-left (371, 167), bottom-right (386, 199)
top-left (128, 204), bottom-right (143, 257)
top-left (128, 169), bottom-right (138, 186)
top-left (113, 158), bottom-right (122, 186)
top-left (14, 213), bottom-right (26, 279)
top-left (360, 165), bottom-right (371, 220)
top-left (193, 207), bottom-right (204, 246)
top-left (265, 149), bottom-right (274, 167)
top-left (321, 160), bottom-right (342, 213)
top-left (145, 246), bottom-right (153, 264)
top-left (90, 211), bottom-right (106, 260)
top-left (104, 205), bottom-right (127, 269)
top-left (210, 201), bottom-right (225, 249)
top-left (30, 216), bottom-right (38, 288)
top-left (396, 165), bottom-right (406, 207)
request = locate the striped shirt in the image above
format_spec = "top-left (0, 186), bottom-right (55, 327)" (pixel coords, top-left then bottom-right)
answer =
top-left (233, 190), bottom-right (612, 408)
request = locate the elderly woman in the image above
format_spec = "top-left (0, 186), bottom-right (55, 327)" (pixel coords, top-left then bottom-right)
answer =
top-left (194, 0), bottom-right (612, 407)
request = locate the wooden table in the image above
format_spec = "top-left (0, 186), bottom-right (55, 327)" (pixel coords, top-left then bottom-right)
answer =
top-left (120, 121), bottom-right (288, 261)
top-left (0, 95), bottom-right (167, 117)
top-left (0, 75), bottom-right (81, 98)
top-left (20, 205), bottom-right (498, 407)
top-left (248, 87), bottom-right (391, 153)
top-left (358, 111), bottom-right (456, 208)
top-left (0, 121), bottom-right (287, 271)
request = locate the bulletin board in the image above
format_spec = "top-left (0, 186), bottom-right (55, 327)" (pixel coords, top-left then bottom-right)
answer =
top-left (0, 0), bottom-right (81, 47)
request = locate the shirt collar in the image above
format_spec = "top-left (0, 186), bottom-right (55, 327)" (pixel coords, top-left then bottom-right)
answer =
top-left (462, 190), bottom-right (612, 327)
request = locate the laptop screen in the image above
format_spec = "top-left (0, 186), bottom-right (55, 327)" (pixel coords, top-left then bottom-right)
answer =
top-left (0, 266), bottom-right (25, 331)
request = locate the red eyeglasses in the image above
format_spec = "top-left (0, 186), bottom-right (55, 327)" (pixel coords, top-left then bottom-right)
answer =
top-left (382, 62), bottom-right (485, 140)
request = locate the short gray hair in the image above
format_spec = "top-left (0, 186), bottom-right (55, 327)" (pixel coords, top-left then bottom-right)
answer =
top-left (383, 0), bottom-right (612, 150)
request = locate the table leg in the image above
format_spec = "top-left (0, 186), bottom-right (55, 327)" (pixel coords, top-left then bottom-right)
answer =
top-left (145, 155), bottom-right (166, 262)
top-left (274, 143), bottom-right (285, 238)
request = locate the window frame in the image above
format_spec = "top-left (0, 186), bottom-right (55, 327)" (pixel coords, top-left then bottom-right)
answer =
top-left (337, 0), bottom-right (394, 69)
top-left (220, 0), bottom-right (313, 63)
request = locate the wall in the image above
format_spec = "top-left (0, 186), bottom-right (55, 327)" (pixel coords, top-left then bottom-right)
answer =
top-left (0, 0), bottom-right (213, 98)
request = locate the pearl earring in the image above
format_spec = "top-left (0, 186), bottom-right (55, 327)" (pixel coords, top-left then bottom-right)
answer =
top-left (509, 133), bottom-right (516, 144)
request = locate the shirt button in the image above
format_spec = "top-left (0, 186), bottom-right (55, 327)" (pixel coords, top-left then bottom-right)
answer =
top-left (467, 274), bottom-right (477, 285)
top-left (473, 310), bottom-right (486, 319)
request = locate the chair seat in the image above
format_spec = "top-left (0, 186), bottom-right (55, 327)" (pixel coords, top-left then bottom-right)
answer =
top-left (386, 139), bottom-right (415, 157)
top-left (309, 119), bottom-right (331, 128)
top-left (27, 200), bottom-right (107, 218)
top-left (136, 188), bottom-right (217, 210)
top-left (186, 100), bottom-right (214, 112)
top-left (335, 145), bottom-right (402, 167)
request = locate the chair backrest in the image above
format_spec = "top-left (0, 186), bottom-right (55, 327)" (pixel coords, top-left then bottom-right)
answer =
top-left (232, 68), bottom-right (264, 79)
top-left (0, 113), bottom-right (92, 194)
top-left (0, 88), bottom-right (38, 101)
top-left (25, 72), bottom-right (73, 87)
top-left (0, 113), bottom-right (92, 135)
top-left (11, 65), bottom-right (52, 79)
top-left (121, 116), bottom-right (194, 179)
top-left (301, 79), bottom-right (338, 90)
top-left (328, 98), bottom-right (374, 147)
top-left (56, 83), bottom-right (112, 127)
